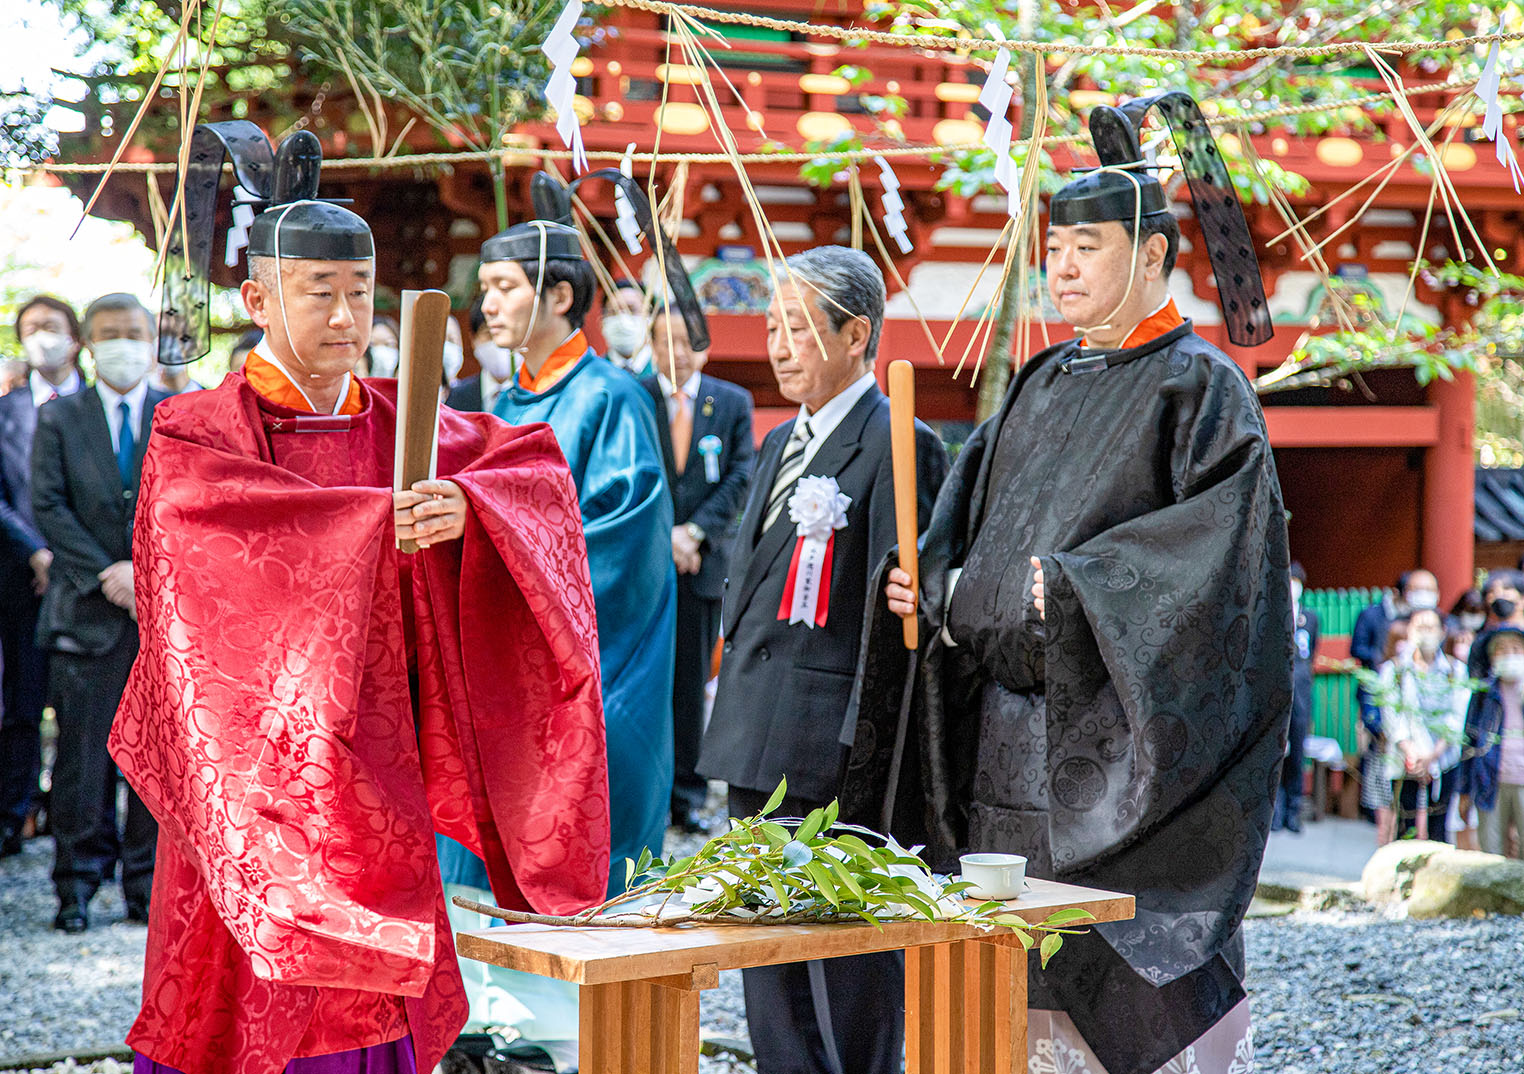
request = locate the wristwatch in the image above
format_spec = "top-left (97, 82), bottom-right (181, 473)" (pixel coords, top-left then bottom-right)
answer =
top-left (684, 522), bottom-right (705, 544)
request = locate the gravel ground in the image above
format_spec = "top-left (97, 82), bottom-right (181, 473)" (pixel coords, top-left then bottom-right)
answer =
top-left (5, 795), bottom-right (1522, 1073)
top-left (0, 836), bottom-right (146, 1067)
top-left (1244, 907), bottom-right (1523, 1074)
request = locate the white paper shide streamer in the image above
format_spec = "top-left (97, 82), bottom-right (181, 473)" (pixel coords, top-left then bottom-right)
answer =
top-left (977, 43), bottom-right (1024, 221)
top-left (224, 184), bottom-right (258, 268)
top-left (874, 156), bottom-right (913, 254)
top-left (614, 142), bottom-right (644, 254)
top-left (783, 476), bottom-right (851, 628)
top-left (542, 0), bottom-right (589, 173)
top-left (1479, 42), bottom-right (1523, 193)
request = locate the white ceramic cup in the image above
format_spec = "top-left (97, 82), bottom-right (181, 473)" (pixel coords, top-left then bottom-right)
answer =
top-left (959, 853), bottom-right (1028, 900)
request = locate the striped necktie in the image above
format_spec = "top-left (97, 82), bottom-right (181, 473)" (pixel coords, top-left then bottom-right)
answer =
top-left (762, 419), bottom-right (812, 532)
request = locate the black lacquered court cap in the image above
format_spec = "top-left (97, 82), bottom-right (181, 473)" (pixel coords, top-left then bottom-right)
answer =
top-left (160, 121), bottom-right (374, 363)
top-left (481, 221), bottom-right (585, 264)
top-left (1049, 168), bottom-right (1171, 226)
top-left (248, 200), bottom-right (374, 260)
top-left (1047, 91), bottom-right (1273, 347)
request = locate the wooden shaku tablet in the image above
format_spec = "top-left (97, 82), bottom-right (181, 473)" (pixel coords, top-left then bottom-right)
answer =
top-left (393, 288), bottom-right (452, 553)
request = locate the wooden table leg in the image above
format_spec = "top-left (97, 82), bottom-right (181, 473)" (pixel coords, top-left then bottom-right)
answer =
top-left (578, 966), bottom-right (715, 1074)
top-left (905, 939), bottom-right (1028, 1074)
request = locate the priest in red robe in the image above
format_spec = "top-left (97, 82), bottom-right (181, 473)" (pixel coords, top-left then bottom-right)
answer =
top-left (110, 128), bottom-right (610, 1074)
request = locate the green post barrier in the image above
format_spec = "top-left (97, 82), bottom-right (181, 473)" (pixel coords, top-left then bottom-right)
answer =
top-left (1302, 586), bottom-right (1388, 757)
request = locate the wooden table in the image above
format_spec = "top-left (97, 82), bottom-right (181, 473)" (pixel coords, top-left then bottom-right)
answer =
top-left (458, 877), bottom-right (1134, 1074)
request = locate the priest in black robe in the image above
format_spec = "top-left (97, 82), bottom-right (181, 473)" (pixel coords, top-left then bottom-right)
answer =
top-left (842, 93), bottom-right (1292, 1074)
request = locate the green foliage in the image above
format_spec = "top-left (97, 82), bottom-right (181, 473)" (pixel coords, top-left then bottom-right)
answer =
top-left (600, 778), bottom-right (1091, 968)
top-left (5, 0), bottom-right (293, 166)
top-left (14, 0), bottom-right (558, 172)
top-left (858, 0), bottom-right (1504, 203)
top-left (1351, 663), bottom-right (1485, 746)
top-left (275, 0), bottom-right (557, 154)
top-left (1461, 263), bottom-right (1524, 466)
top-left (1254, 263), bottom-right (1524, 461)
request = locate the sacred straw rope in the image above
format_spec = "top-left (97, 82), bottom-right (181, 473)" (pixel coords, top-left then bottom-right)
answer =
top-left (602, 0), bottom-right (1524, 62)
top-left (29, 72), bottom-right (1519, 176)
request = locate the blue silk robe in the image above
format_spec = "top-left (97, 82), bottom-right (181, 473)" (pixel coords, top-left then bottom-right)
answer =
top-left (494, 349), bottom-right (676, 890)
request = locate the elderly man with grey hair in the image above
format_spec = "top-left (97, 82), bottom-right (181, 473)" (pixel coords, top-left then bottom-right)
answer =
top-left (698, 246), bottom-right (948, 1074)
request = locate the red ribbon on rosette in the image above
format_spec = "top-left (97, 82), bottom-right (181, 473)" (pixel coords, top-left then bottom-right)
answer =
top-left (775, 475), bottom-right (851, 629)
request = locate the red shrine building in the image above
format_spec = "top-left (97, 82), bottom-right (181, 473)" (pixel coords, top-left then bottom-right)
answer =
top-left (61, 0), bottom-right (1523, 604)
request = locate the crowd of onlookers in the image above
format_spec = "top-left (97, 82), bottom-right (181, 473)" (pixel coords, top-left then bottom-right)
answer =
top-left (1334, 567), bottom-right (1524, 856)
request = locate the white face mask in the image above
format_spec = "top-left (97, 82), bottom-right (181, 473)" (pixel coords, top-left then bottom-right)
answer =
top-left (602, 313), bottom-right (647, 357)
top-left (1290, 581), bottom-right (1303, 605)
top-left (1406, 590), bottom-right (1439, 611)
top-left (91, 338), bottom-right (154, 390)
top-left (369, 345), bottom-right (400, 378)
top-left (442, 341), bottom-right (464, 382)
top-left (23, 330), bottom-right (75, 372)
top-left (474, 340), bottom-right (515, 382)
top-left (1494, 652), bottom-right (1524, 683)
top-left (1414, 631), bottom-right (1443, 656)
top-left (1461, 613), bottom-right (1487, 632)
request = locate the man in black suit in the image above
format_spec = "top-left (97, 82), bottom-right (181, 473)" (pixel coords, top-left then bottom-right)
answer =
top-left (0, 295), bottom-right (84, 856)
top-left (32, 293), bottom-right (167, 932)
top-left (446, 296), bottom-right (516, 413)
top-left (698, 247), bottom-right (948, 1074)
top-left (639, 309), bottom-right (755, 832)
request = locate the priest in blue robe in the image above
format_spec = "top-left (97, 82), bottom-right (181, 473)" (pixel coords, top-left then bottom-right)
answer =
top-left (481, 220), bottom-right (675, 887)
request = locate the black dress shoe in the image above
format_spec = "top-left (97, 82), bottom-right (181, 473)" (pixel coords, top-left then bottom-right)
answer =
top-left (54, 905), bottom-right (88, 933)
top-left (1284, 814), bottom-right (1303, 834)
top-left (125, 904), bottom-right (150, 924)
top-left (0, 829), bottom-right (22, 857)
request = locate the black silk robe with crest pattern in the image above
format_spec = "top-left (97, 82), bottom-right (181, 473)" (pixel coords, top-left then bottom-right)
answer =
top-left (842, 321), bottom-right (1292, 1074)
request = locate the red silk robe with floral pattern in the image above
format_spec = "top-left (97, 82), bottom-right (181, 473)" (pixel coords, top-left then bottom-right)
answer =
top-left (109, 374), bottom-right (609, 1074)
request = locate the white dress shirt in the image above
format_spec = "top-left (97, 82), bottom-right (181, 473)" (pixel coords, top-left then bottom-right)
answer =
top-left (792, 370), bottom-right (877, 468)
top-left (656, 370), bottom-right (702, 423)
top-left (96, 377), bottom-right (149, 456)
top-left (31, 368), bottom-right (82, 408)
top-left (480, 368), bottom-right (507, 412)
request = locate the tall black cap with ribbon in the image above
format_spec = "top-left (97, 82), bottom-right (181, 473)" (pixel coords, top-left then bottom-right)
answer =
top-left (1050, 91), bottom-right (1272, 348)
top-left (160, 121), bottom-right (373, 365)
top-left (480, 170), bottom-right (710, 353)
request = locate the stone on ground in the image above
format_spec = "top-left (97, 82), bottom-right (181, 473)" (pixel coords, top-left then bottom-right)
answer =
top-left (1360, 839), bottom-right (1449, 904)
top-left (1407, 850), bottom-right (1524, 919)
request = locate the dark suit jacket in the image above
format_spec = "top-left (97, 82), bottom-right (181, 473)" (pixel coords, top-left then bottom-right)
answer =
top-left (445, 375), bottom-right (484, 413)
top-left (698, 383), bottom-right (948, 802)
top-left (639, 373), bottom-right (756, 601)
top-left (0, 389), bottom-right (45, 596)
top-left (31, 385), bottom-right (168, 654)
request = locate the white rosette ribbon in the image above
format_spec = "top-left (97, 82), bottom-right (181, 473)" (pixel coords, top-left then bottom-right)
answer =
top-left (781, 475), bottom-right (852, 627)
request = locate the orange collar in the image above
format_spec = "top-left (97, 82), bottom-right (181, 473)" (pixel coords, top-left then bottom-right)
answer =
top-left (245, 349), bottom-right (363, 415)
top-left (518, 331), bottom-right (589, 393)
top-left (1079, 298), bottom-right (1185, 350)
